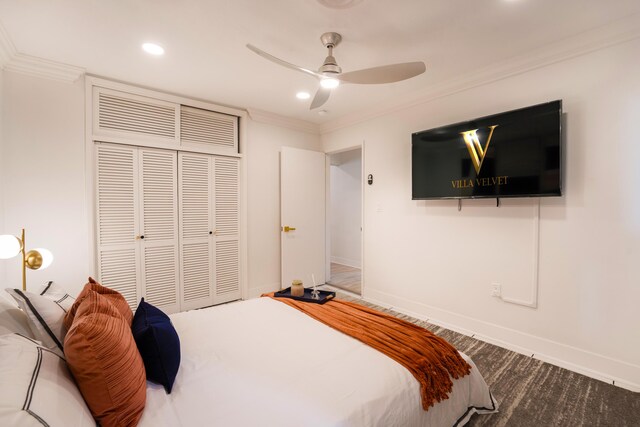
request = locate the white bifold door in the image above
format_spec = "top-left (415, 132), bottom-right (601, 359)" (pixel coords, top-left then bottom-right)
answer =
top-left (179, 152), bottom-right (241, 310)
top-left (96, 143), bottom-right (180, 313)
top-left (96, 143), bottom-right (240, 313)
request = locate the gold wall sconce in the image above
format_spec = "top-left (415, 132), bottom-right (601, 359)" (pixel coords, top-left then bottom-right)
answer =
top-left (0, 228), bottom-right (53, 291)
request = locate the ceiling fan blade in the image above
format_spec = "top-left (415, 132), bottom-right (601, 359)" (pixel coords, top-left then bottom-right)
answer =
top-left (310, 87), bottom-right (331, 110)
top-left (246, 44), bottom-right (323, 79)
top-left (338, 61), bottom-right (426, 84)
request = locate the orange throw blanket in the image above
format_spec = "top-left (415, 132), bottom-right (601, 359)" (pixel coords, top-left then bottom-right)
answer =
top-left (263, 294), bottom-right (471, 410)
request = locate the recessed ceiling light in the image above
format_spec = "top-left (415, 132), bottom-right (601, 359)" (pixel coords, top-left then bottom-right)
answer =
top-left (142, 42), bottom-right (165, 56)
top-left (296, 91), bottom-right (311, 100)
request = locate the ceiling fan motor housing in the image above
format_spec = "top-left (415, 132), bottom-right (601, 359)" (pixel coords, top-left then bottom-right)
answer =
top-left (319, 59), bottom-right (341, 74)
top-left (319, 32), bottom-right (343, 74)
top-left (320, 32), bottom-right (342, 48)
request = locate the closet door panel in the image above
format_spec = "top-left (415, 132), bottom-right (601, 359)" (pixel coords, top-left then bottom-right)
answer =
top-left (180, 106), bottom-right (238, 155)
top-left (213, 157), bottom-right (241, 304)
top-left (99, 249), bottom-right (139, 308)
top-left (96, 143), bottom-right (142, 308)
top-left (182, 242), bottom-right (212, 303)
top-left (214, 240), bottom-right (239, 300)
top-left (214, 157), bottom-right (239, 237)
top-left (93, 87), bottom-right (179, 148)
top-left (179, 152), bottom-right (214, 310)
top-left (139, 148), bottom-right (180, 314)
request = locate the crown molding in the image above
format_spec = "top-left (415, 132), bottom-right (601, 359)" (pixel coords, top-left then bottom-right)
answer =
top-left (320, 13), bottom-right (640, 135)
top-left (0, 21), bottom-right (84, 83)
top-left (247, 108), bottom-right (320, 135)
top-left (3, 53), bottom-right (85, 83)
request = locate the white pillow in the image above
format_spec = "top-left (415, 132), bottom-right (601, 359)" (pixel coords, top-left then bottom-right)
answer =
top-left (0, 333), bottom-right (95, 426)
top-left (0, 289), bottom-right (19, 308)
top-left (39, 281), bottom-right (76, 311)
top-left (6, 288), bottom-right (66, 354)
top-left (0, 297), bottom-right (35, 338)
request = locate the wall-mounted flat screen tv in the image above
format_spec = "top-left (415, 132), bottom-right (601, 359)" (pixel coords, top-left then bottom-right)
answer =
top-left (412, 100), bottom-right (562, 200)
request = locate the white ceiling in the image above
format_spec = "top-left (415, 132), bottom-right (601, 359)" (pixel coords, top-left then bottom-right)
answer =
top-left (1, 0), bottom-right (639, 125)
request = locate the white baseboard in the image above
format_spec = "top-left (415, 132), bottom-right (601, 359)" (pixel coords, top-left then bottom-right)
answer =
top-left (330, 256), bottom-right (361, 269)
top-left (364, 288), bottom-right (640, 393)
top-left (246, 283), bottom-right (280, 299)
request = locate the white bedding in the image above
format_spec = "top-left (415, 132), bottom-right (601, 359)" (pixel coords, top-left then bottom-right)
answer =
top-left (139, 297), bottom-right (496, 427)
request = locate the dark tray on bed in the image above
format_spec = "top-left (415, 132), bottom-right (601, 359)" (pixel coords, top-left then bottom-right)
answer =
top-left (274, 287), bottom-right (336, 304)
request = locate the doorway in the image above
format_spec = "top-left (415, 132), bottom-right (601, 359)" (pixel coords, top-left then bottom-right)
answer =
top-left (327, 147), bottom-right (362, 295)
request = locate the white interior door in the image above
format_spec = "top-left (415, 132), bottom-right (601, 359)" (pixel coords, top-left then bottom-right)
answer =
top-left (281, 147), bottom-right (326, 289)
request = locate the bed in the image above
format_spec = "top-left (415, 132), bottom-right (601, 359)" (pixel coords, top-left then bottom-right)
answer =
top-left (140, 297), bottom-right (497, 426)
top-left (0, 283), bottom-right (496, 427)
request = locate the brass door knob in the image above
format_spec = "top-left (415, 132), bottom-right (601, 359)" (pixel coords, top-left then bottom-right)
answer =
top-left (282, 226), bottom-right (296, 232)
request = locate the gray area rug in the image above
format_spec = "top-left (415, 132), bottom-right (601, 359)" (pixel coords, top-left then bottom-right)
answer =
top-left (332, 291), bottom-right (640, 426)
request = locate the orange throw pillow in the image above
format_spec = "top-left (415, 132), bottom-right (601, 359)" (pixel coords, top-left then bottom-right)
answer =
top-left (64, 290), bottom-right (146, 427)
top-left (64, 278), bottom-right (133, 330)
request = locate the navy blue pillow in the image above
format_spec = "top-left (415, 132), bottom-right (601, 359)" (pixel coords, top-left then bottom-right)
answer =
top-left (131, 298), bottom-right (180, 393)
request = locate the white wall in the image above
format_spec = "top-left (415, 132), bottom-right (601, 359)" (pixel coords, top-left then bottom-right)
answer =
top-left (322, 39), bottom-right (640, 390)
top-left (1, 71), bottom-right (89, 295)
top-left (330, 150), bottom-right (361, 268)
top-left (0, 70), bottom-right (5, 284)
top-left (246, 120), bottom-right (322, 297)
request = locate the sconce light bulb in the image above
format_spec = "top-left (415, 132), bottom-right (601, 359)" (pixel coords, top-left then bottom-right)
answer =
top-left (0, 235), bottom-right (22, 259)
top-left (34, 248), bottom-right (54, 270)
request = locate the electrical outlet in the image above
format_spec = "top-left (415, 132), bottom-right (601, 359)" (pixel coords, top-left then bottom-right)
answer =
top-left (491, 283), bottom-right (501, 297)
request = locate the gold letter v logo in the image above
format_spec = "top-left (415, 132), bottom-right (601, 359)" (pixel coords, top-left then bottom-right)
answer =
top-left (460, 125), bottom-right (498, 174)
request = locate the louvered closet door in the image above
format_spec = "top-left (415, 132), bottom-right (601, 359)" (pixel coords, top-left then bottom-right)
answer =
top-left (96, 144), bottom-right (142, 308)
top-left (213, 157), bottom-right (241, 304)
top-left (139, 148), bottom-right (180, 314)
top-left (179, 152), bottom-right (215, 310)
top-left (180, 106), bottom-right (238, 155)
top-left (94, 88), bottom-right (179, 146)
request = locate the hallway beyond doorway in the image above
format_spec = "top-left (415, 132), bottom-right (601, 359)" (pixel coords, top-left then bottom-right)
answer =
top-left (327, 262), bottom-right (361, 295)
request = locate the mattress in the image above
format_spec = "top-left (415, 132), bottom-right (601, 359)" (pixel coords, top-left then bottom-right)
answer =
top-left (139, 297), bottom-right (496, 426)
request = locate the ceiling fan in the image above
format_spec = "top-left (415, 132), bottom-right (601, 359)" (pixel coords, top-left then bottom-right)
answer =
top-left (247, 32), bottom-right (426, 110)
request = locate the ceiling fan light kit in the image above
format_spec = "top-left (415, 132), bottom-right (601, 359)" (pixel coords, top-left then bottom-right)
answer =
top-left (247, 31), bottom-right (426, 110)
top-left (320, 77), bottom-right (340, 89)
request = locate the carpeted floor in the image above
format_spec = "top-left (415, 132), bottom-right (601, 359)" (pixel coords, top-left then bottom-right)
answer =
top-left (331, 290), bottom-right (640, 426)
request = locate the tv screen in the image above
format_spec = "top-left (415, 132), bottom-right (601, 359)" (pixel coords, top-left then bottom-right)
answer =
top-left (412, 100), bottom-right (562, 200)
